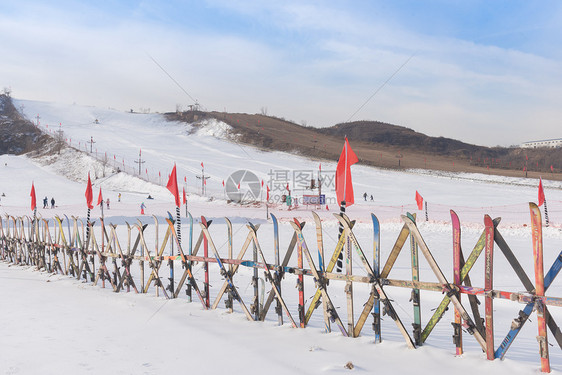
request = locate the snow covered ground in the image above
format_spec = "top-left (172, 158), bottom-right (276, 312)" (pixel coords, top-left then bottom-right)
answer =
top-left (1, 99), bottom-right (562, 374)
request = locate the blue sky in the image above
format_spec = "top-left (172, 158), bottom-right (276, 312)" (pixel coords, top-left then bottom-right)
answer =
top-left (2, 0), bottom-right (562, 146)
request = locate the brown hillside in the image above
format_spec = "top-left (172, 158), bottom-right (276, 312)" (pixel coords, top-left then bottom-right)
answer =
top-left (0, 94), bottom-right (53, 155)
top-left (167, 110), bottom-right (562, 182)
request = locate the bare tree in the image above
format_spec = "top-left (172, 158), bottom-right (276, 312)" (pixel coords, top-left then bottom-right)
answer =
top-left (260, 106), bottom-right (268, 116)
top-left (54, 128), bottom-right (65, 155)
top-left (101, 152), bottom-right (110, 177)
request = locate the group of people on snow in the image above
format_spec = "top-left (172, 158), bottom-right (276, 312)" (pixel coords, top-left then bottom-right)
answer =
top-left (363, 192), bottom-right (374, 201)
top-left (37, 191), bottom-right (153, 215)
top-left (43, 196), bottom-right (56, 209)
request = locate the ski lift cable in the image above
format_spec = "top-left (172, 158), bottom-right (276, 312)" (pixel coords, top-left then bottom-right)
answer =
top-left (146, 52), bottom-right (198, 105)
top-left (346, 51), bottom-right (417, 123)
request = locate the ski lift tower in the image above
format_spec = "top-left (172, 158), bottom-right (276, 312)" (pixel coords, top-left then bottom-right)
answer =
top-left (196, 162), bottom-right (210, 196)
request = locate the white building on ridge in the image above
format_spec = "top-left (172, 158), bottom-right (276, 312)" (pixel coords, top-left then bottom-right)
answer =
top-left (520, 138), bottom-right (562, 148)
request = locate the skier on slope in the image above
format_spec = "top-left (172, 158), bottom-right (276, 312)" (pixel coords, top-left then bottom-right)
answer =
top-left (106, 198), bottom-right (110, 209)
top-left (51, 197), bottom-right (55, 209)
top-left (43, 197), bottom-right (48, 209)
top-left (140, 202), bottom-right (146, 215)
top-left (363, 192), bottom-right (367, 201)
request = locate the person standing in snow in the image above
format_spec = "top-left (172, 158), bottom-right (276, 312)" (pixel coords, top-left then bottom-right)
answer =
top-left (43, 197), bottom-right (48, 209)
top-left (106, 198), bottom-right (110, 209)
top-left (51, 197), bottom-right (55, 208)
top-left (140, 202), bottom-right (146, 215)
top-left (363, 192), bottom-right (367, 201)
top-left (118, 193), bottom-right (121, 202)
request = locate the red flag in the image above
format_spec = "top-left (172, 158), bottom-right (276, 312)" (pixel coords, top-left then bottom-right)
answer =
top-left (261, 180), bottom-right (264, 187)
top-left (266, 185), bottom-right (270, 201)
top-left (182, 187), bottom-right (186, 205)
top-left (85, 172), bottom-right (93, 209)
top-left (415, 191), bottom-right (423, 210)
top-left (167, 164), bottom-right (180, 207)
top-left (97, 188), bottom-right (103, 206)
top-left (222, 180), bottom-right (225, 187)
top-left (201, 162), bottom-right (204, 168)
top-left (30, 183), bottom-right (36, 211)
top-left (538, 178), bottom-right (545, 206)
top-left (237, 182), bottom-right (241, 190)
top-left (335, 137), bottom-right (359, 206)
top-left (551, 165), bottom-right (554, 172)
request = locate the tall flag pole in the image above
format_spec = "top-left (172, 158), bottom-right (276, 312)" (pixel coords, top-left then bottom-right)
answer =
top-left (183, 187), bottom-right (188, 218)
top-left (30, 182), bottom-right (37, 241)
top-left (85, 172), bottom-right (94, 247)
top-left (97, 187), bottom-right (104, 220)
top-left (166, 164), bottom-right (181, 242)
top-left (335, 137), bottom-right (358, 272)
top-left (539, 177), bottom-right (549, 227)
top-left (266, 184), bottom-right (270, 219)
top-left (166, 164), bottom-right (181, 297)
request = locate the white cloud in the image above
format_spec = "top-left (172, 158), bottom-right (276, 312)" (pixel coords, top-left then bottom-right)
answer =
top-left (2, 1), bottom-right (562, 146)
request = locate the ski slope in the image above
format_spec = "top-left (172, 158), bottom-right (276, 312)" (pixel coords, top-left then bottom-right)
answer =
top-left (1, 99), bottom-right (562, 374)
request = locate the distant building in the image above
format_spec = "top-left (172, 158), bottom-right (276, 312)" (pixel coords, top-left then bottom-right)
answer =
top-left (520, 138), bottom-right (562, 148)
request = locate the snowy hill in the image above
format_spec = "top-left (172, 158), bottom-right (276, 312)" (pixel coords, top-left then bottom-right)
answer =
top-left (1, 98), bottom-right (562, 374)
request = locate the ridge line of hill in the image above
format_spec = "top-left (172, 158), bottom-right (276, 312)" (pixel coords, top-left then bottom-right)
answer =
top-left (167, 110), bottom-right (562, 181)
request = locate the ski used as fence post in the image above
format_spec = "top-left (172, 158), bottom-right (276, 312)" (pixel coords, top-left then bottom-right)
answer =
top-left (187, 212), bottom-right (193, 302)
top-left (345, 215), bottom-right (354, 336)
top-left (225, 217), bottom-right (233, 313)
top-left (407, 212), bottom-right (422, 346)
top-left (202, 216), bottom-right (211, 309)
top-left (271, 214), bottom-right (283, 326)
top-left (484, 214), bottom-right (495, 361)
top-left (297, 221), bottom-right (306, 328)
top-left (371, 213), bottom-right (381, 343)
top-left (451, 210), bottom-right (463, 355)
top-left (530, 202), bottom-right (551, 373)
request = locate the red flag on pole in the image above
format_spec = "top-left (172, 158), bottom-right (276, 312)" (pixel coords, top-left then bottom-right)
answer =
top-left (97, 188), bottom-right (103, 206)
top-left (182, 187), bottom-right (186, 205)
top-left (201, 162), bottom-right (204, 168)
top-left (266, 185), bottom-right (270, 201)
top-left (166, 164), bottom-right (180, 207)
top-left (237, 182), bottom-right (241, 190)
top-left (335, 137), bottom-right (359, 206)
top-left (222, 180), bottom-right (225, 187)
top-left (415, 190), bottom-right (424, 210)
top-left (538, 178), bottom-right (545, 206)
top-left (30, 183), bottom-right (36, 211)
top-left (85, 172), bottom-right (94, 209)
top-left (261, 180), bottom-right (264, 187)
